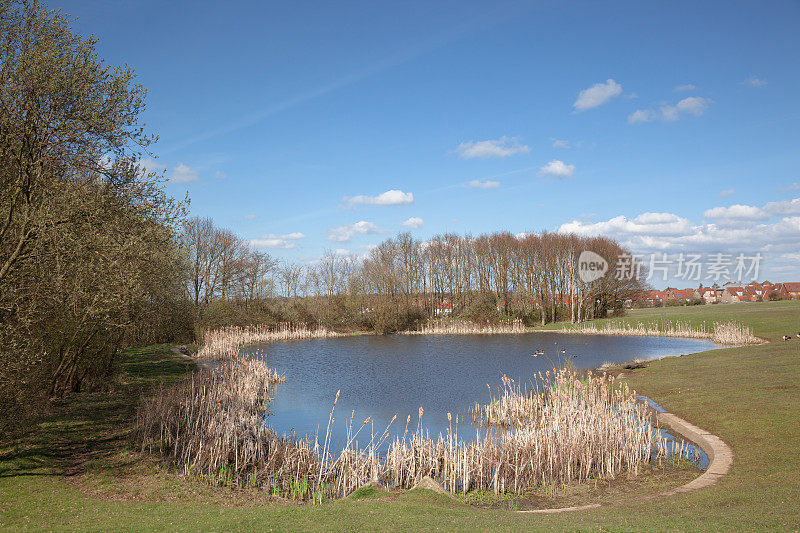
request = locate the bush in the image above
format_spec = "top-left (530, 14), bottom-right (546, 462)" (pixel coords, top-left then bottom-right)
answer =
top-left (462, 293), bottom-right (501, 324)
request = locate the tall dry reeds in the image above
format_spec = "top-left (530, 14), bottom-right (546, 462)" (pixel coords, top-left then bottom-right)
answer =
top-left (403, 319), bottom-right (526, 336)
top-left (385, 366), bottom-right (657, 493)
top-left (137, 357), bottom-right (696, 501)
top-left (565, 319), bottom-right (760, 346)
top-left (197, 319), bottom-right (527, 360)
top-left (136, 355), bottom-right (284, 477)
top-left (197, 323), bottom-right (343, 360)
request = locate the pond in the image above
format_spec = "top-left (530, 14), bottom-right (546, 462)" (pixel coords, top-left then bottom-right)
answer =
top-left (247, 332), bottom-right (717, 448)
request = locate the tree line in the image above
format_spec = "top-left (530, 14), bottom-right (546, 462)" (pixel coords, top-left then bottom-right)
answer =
top-left (180, 216), bottom-right (645, 335)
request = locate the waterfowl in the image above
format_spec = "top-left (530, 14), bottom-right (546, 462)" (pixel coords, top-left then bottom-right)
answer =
top-left (782, 335), bottom-right (791, 341)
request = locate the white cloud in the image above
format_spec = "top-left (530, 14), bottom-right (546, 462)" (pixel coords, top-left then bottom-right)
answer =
top-left (538, 159), bottom-right (575, 179)
top-left (138, 157), bottom-right (166, 176)
top-left (558, 199), bottom-right (800, 280)
top-left (401, 217), bottom-right (424, 229)
top-left (660, 105), bottom-right (680, 122)
top-left (97, 154), bottom-right (114, 171)
top-left (214, 171), bottom-right (227, 179)
top-left (573, 79), bottom-right (622, 112)
top-left (454, 137), bottom-right (530, 159)
top-left (764, 198), bottom-right (800, 216)
top-left (704, 198), bottom-right (800, 224)
top-left (243, 214), bottom-right (259, 220)
top-left (250, 232), bottom-right (306, 249)
top-left (743, 76), bottom-right (768, 88)
top-left (170, 162), bottom-right (199, 183)
top-left (250, 238), bottom-right (295, 249)
top-left (551, 139), bottom-right (570, 148)
top-left (344, 189), bottom-right (414, 207)
top-left (559, 211), bottom-right (800, 255)
top-left (631, 96), bottom-right (711, 124)
top-left (466, 179), bottom-right (500, 189)
top-left (704, 204), bottom-right (769, 222)
top-left (628, 109), bottom-right (655, 124)
top-left (719, 189), bottom-right (736, 198)
top-left (778, 182), bottom-right (800, 192)
top-left (327, 221), bottom-right (381, 242)
top-left (675, 96), bottom-right (709, 116)
top-left (561, 212), bottom-right (696, 237)
top-left (674, 84), bottom-right (696, 92)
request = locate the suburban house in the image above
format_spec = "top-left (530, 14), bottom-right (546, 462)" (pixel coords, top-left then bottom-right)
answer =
top-left (667, 288), bottom-right (695, 303)
top-left (779, 282), bottom-right (800, 299)
top-left (695, 287), bottom-right (723, 303)
top-left (433, 301), bottom-right (452, 316)
top-left (720, 286), bottom-right (747, 303)
top-left (640, 290), bottom-right (665, 307)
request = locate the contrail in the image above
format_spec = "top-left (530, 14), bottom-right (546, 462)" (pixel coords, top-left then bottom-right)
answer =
top-left (162, 5), bottom-right (531, 154)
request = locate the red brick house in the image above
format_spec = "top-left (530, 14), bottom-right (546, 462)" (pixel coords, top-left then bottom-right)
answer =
top-left (666, 288), bottom-right (695, 303)
top-left (780, 282), bottom-right (800, 299)
top-left (720, 286), bottom-right (746, 303)
top-left (695, 287), bottom-right (723, 303)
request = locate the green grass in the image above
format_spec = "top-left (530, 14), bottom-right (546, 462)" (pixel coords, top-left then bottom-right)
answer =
top-left (541, 300), bottom-right (798, 340)
top-left (1, 302), bottom-right (799, 531)
top-left (349, 483), bottom-right (389, 500)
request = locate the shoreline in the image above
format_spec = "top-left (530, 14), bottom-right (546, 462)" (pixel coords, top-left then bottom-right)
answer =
top-left (193, 318), bottom-right (760, 360)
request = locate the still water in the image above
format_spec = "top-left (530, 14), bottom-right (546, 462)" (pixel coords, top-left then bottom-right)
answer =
top-left (247, 332), bottom-right (717, 446)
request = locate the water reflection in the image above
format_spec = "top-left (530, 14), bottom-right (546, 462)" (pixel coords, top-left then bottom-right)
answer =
top-left (248, 332), bottom-right (717, 449)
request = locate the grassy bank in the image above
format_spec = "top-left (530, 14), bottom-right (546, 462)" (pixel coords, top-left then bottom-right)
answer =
top-left (1, 302), bottom-right (799, 530)
top-left (541, 299), bottom-right (797, 340)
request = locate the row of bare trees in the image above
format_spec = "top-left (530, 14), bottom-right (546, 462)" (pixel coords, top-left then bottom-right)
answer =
top-left (355, 232), bottom-right (644, 328)
top-left (182, 215), bottom-right (645, 334)
top-left (181, 217), bottom-right (278, 305)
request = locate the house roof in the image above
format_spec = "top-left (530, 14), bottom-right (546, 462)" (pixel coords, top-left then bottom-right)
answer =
top-left (725, 286), bottom-right (745, 295)
top-left (669, 289), bottom-right (694, 298)
top-left (698, 287), bottom-right (719, 296)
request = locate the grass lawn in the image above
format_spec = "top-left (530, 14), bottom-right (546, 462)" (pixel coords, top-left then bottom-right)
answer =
top-left (1, 301), bottom-right (799, 531)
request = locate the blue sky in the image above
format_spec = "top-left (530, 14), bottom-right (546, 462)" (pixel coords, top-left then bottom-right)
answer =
top-left (55, 0), bottom-right (800, 285)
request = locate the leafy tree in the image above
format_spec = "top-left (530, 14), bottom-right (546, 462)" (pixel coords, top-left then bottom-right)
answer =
top-left (0, 0), bottom-right (184, 436)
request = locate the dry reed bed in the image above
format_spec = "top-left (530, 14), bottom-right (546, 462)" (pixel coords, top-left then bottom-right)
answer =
top-left (137, 355), bottom-right (694, 501)
top-left (197, 323), bottom-right (343, 360)
top-left (403, 318), bottom-right (526, 336)
top-left (198, 319), bottom-right (527, 361)
top-left (564, 319), bottom-right (760, 346)
top-left (385, 368), bottom-right (660, 494)
top-left (136, 356), bottom-right (286, 477)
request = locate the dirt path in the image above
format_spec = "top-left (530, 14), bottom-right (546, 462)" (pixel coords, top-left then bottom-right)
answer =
top-left (170, 346), bottom-right (213, 371)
